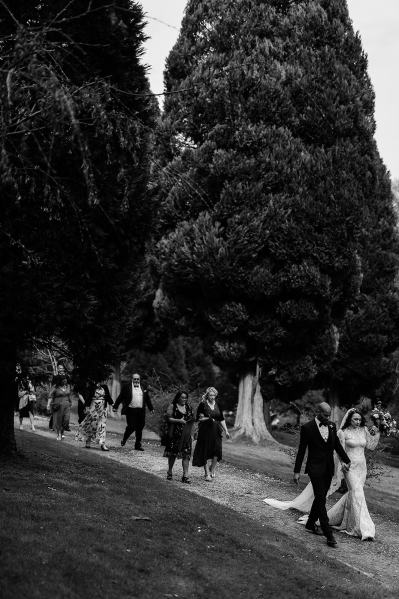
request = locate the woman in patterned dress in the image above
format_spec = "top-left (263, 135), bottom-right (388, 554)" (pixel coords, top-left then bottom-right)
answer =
top-left (192, 387), bottom-right (230, 481)
top-left (76, 383), bottom-right (113, 451)
top-left (164, 391), bottom-right (194, 484)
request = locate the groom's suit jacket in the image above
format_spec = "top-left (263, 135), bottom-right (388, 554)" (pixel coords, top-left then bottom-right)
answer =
top-left (294, 419), bottom-right (350, 477)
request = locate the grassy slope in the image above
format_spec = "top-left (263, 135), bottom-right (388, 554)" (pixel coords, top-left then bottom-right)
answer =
top-left (0, 433), bottom-right (386, 599)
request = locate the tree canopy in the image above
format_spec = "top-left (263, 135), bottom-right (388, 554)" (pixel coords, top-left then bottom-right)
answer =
top-left (0, 0), bottom-right (155, 453)
top-left (153, 0), bottom-right (399, 431)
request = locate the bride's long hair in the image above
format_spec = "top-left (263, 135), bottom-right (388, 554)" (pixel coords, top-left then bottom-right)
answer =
top-left (340, 408), bottom-right (366, 430)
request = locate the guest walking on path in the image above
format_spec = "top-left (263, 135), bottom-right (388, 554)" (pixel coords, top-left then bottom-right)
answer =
top-left (17, 375), bottom-right (36, 431)
top-left (113, 373), bottom-right (154, 450)
top-left (47, 374), bottom-right (72, 441)
top-left (164, 391), bottom-right (195, 484)
top-left (192, 387), bottom-right (230, 481)
top-left (76, 383), bottom-right (113, 451)
top-left (48, 365), bottom-right (71, 432)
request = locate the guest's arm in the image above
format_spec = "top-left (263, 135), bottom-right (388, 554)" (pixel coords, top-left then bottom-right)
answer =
top-left (196, 402), bottom-right (211, 422)
top-left (46, 387), bottom-right (55, 412)
top-left (144, 390), bottom-right (154, 412)
top-left (167, 405), bottom-right (185, 424)
top-left (219, 418), bottom-right (230, 438)
top-left (113, 386), bottom-right (125, 411)
top-left (103, 385), bottom-right (113, 407)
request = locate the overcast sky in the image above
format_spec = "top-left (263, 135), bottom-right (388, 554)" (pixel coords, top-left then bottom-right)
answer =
top-left (140, 0), bottom-right (399, 180)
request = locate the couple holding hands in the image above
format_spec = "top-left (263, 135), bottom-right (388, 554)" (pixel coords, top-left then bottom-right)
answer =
top-left (265, 402), bottom-right (381, 546)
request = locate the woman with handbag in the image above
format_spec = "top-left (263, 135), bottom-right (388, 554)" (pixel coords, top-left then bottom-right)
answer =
top-left (192, 387), bottom-right (230, 481)
top-left (164, 391), bottom-right (194, 484)
top-left (17, 375), bottom-right (36, 431)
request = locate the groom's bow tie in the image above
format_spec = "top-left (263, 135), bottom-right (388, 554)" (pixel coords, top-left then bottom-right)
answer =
top-left (319, 422), bottom-right (328, 428)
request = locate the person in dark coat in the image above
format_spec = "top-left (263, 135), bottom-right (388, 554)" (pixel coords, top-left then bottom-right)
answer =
top-left (113, 373), bottom-right (154, 450)
top-left (293, 402), bottom-right (351, 547)
top-left (163, 391), bottom-right (195, 484)
top-left (192, 386), bottom-right (230, 480)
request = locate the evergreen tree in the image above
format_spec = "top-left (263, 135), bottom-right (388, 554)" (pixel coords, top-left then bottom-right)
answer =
top-left (324, 175), bottom-right (399, 408)
top-left (0, 1), bottom-right (155, 454)
top-left (153, 0), bottom-right (398, 442)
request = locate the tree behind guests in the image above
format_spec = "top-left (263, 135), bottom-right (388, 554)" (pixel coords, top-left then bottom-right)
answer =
top-left (152, 0), bottom-right (398, 442)
top-left (0, 1), bottom-right (155, 454)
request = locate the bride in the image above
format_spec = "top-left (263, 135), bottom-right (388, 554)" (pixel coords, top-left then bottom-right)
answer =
top-left (264, 408), bottom-right (380, 540)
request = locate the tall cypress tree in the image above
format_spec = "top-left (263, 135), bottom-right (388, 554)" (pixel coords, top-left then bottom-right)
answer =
top-left (0, 1), bottom-right (155, 454)
top-left (154, 0), bottom-right (398, 441)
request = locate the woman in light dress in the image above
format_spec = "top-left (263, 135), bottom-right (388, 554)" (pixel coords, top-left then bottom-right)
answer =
top-left (264, 408), bottom-right (380, 540)
top-left (76, 383), bottom-right (113, 451)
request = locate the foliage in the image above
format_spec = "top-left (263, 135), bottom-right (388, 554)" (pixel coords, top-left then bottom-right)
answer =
top-left (0, 0), bottom-right (154, 371)
top-left (123, 335), bottom-right (237, 409)
top-left (152, 0), bottom-right (395, 401)
top-left (0, 0), bottom-right (155, 452)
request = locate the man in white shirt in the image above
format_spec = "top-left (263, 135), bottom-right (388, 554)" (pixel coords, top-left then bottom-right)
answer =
top-left (113, 373), bottom-right (154, 450)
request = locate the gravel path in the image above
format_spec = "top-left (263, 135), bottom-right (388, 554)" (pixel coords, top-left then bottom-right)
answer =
top-left (23, 416), bottom-right (399, 592)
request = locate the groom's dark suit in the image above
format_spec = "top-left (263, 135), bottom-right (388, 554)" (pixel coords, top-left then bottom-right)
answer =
top-left (294, 419), bottom-right (350, 535)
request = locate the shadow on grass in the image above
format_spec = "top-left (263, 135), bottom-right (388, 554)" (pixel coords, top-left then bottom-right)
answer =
top-left (0, 433), bottom-right (388, 599)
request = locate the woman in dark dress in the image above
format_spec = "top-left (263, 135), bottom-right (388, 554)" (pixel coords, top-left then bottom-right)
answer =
top-left (192, 387), bottom-right (230, 481)
top-left (46, 374), bottom-right (72, 441)
top-left (164, 391), bottom-right (194, 484)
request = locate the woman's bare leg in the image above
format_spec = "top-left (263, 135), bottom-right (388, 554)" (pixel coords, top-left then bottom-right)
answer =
top-left (182, 457), bottom-right (190, 478)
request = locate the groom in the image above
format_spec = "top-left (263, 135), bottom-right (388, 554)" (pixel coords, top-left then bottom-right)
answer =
top-left (293, 402), bottom-right (351, 547)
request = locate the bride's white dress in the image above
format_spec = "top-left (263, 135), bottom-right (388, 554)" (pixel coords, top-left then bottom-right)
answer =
top-left (264, 426), bottom-right (379, 540)
top-left (327, 427), bottom-right (379, 540)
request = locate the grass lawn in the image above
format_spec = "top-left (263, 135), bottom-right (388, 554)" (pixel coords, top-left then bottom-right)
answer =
top-left (0, 432), bottom-right (385, 599)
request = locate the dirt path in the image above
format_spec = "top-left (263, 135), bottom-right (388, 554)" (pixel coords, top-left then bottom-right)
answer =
top-left (21, 415), bottom-right (399, 593)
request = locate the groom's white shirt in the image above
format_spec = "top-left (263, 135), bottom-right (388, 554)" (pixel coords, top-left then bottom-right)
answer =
top-left (129, 384), bottom-right (143, 408)
top-left (315, 417), bottom-right (329, 442)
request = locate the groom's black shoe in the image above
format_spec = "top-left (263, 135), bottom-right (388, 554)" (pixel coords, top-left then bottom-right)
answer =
top-left (305, 523), bottom-right (323, 536)
top-left (326, 533), bottom-right (338, 547)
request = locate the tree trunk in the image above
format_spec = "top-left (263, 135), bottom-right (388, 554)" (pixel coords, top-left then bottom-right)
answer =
top-left (0, 345), bottom-right (17, 456)
top-left (233, 363), bottom-right (276, 443)
top-left (328, 389), bottom-right (345, 426)
top-left (263, 397), bottom-right (272, 431)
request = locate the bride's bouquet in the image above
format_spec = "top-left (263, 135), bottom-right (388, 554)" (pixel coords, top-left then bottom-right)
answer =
top-left (370, 406), bottom-right (397, 437)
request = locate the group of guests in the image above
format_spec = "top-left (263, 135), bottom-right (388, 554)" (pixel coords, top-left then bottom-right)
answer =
top-left (46, 368), bottom-right (113, 449)
top-left (45, 369), bottom-right (231, 485)
top-left (45, 370), bottom-right (155, 454)
top-left (163, 386), bottom-right (230, 484)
